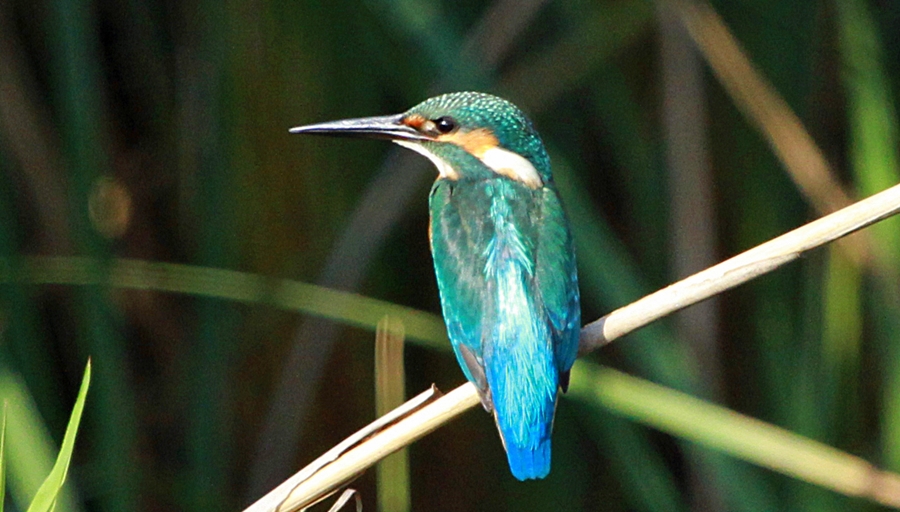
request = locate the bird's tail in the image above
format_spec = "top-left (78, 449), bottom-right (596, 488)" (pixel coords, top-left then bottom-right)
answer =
top-left (502, 433), bottom-right (552, 480)
top-left (485, 324), bottom-right (557, 481)
top-left (482, 255), bottom-right (559, 480)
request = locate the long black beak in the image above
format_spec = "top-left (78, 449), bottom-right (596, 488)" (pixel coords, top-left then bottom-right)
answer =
top-left (289, 113), bottom-right (428, 141)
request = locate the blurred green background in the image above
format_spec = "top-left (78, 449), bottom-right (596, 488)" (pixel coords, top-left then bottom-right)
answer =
top-left (2, 0), bottom-right (900, 510)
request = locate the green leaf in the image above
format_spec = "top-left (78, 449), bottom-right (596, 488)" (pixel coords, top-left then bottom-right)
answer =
top-left (0, 402), bottom-right (7, 512)
top-left (3, 257), bottom-right (449, 351)
top-left (569, 362), bottom-right (893, 505)
top-left (26, 360), bottom-right (91, 512)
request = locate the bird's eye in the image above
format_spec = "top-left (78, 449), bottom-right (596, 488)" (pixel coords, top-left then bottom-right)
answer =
top-left (434, 116), bottom-right (457, 134)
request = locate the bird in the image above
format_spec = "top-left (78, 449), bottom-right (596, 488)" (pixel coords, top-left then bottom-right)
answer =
top-left (291, 91), bottom-right (580, 480)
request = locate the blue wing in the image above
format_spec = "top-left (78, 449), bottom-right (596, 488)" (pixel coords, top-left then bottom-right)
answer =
top-left (429, 178), bottom-right (578, 480)
top-left (535, 187), bottom-right (581, 387)
top-left (428, 179), bottom-right (493, 396)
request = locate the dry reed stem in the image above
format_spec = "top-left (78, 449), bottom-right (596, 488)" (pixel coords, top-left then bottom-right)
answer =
top-left (250, 385), bottom-right (479, 512)
top-left (248, 181), bottom-right (900, 512)
top-left (580, 181), bottom-right (900, 351)
top-left (243, 387), bottom-right (443, 512)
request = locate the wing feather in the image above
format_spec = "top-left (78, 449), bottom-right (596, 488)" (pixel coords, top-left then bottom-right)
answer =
top-left (429, 180), bottom-right (493, 392)
top-left (535, 187), bottom-right (581, 376)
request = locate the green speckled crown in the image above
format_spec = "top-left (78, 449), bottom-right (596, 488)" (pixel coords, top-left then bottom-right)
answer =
top-left (406, 92), bottom-right (553, 181)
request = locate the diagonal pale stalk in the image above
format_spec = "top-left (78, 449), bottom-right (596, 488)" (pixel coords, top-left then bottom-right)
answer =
top-left (580, 181), bottom-right (900, 351)
top-left (243, 386), bottom-right (477, 512)
top-left (248, 182), bottom-right (900, 512)
top-left (244, 388), bottom-right (440, 512)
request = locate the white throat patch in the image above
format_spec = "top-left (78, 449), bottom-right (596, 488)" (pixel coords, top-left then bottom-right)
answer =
top-left (394, 138), bottom-right (543, 189)
top-left (393, 140), bottom-right (459, 180)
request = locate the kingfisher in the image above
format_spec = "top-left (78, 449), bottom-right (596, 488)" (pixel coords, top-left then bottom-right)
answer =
top-left (291, 92), bottom-right (580, 480)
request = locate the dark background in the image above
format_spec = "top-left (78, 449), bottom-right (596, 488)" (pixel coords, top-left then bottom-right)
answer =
top-left (2, 0), bottom-right (900, 510)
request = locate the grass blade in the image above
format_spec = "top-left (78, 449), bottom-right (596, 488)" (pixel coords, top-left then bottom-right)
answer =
top-left (0, 401), bottom-right (7, 512)
top-left (569, 362), bottom-right (900, 507)
top-left (26, 360), bottom-right (91, 512)
top-left (2, 256), bottom-right (449, 351)
top-left (0, 371), bottom-right (78, 512)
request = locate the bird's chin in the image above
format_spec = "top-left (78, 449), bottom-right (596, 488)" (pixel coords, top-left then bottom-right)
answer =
top-left (393, 140), bottom-right (460, 181)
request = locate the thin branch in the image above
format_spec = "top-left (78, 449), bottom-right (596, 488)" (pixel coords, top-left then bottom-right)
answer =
top-left (581, 181), bottom-right (900, 351)
top-left (244, 388), bottom-right (440, 512)
top-left (244, 385), bottom-right (480, 512)
top-left (247, 182), bottom-right (900, 512)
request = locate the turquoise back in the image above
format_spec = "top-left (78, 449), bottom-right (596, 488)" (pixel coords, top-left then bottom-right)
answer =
top-left (429, 171), bottom-right (580, 479)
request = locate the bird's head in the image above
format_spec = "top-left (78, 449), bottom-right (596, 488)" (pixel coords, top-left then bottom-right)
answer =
top-left (291, 92), bottom-right (551, 189)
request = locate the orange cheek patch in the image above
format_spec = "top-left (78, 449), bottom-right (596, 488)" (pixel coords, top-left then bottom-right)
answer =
top-left (402, 114), bottom-right (426, 130)
top-left (438, 128), bottom-right (499, 157)
top-left (434, 128), bottom-right (542, 188)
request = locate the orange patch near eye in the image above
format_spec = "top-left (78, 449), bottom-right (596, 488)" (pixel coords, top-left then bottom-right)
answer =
top-left (402, 114), bottom-right (426, 130)
top-left (437, 128), bottom-right (499, 158)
